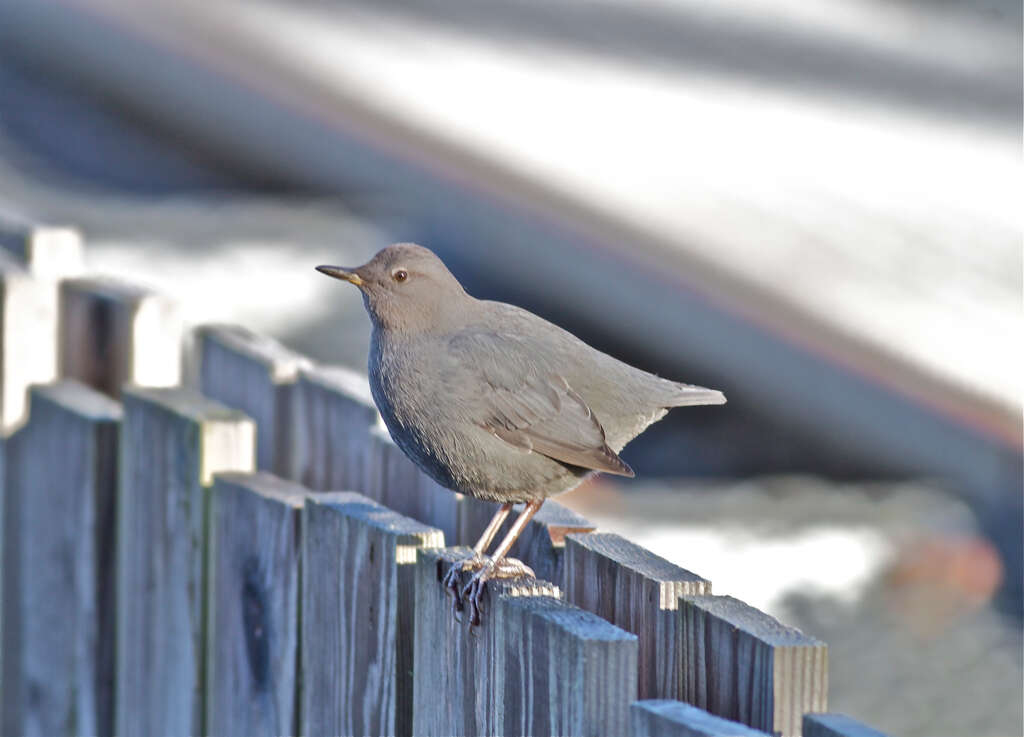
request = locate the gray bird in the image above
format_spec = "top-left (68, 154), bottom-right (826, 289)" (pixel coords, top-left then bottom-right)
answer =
top-left (317, 243), bottom-right (725, 624)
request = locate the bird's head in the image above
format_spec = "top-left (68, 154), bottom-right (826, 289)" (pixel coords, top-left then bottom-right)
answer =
top-left (317, 243), bottom-right (469, 332)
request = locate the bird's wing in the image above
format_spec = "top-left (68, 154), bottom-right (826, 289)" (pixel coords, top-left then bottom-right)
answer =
top-left (449, 331), bottom-right (635, 477)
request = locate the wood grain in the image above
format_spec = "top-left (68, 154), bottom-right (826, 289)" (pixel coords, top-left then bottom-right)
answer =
top-left (0, 382), bottom-right (120, 737)
top-left (205, 472), bottom-right (307, 737)
top-left (803, 713), bottom-right (890, 737)
top-left (631, 700), bottom-right (772, 736)
top-left (413, 546), bottom-right (636, 736)
top-left (291, 365), bottom-right (378, 492)
top-left (115, 387), bottom-right (255, 737)
top-left (498, 591), bottom-right (639, 736)
top-left (301, 492), bottom-right (442, 737)
top-left (679, 595), bottom-right (828, 737)
top-left (564, 531), bottom-right (710, 700)
top-left (59, 277), bottom-right (182, 398)
top-left (194, 324), bottom-right (312, 475)
top-left (412, 546), bottom-right (560, 737)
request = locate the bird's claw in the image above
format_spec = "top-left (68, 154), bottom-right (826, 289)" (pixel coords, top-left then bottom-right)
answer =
top-left (460, 558), bottom-right (536, 626)
top-left (443, 553), bottom-right (488, 618)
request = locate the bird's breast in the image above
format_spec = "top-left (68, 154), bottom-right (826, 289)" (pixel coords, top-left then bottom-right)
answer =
top-left (369, 332), bottom-right (463, 487)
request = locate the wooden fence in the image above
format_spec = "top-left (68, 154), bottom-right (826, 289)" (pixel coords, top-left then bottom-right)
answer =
top-left (0, 221), bottom-right (890, 736)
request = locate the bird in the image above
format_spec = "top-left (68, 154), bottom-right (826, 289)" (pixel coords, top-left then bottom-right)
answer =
top-left (317, 243), bottom-right (725, 624)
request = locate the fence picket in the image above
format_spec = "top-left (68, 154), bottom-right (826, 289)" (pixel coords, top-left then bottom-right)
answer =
top-left (292, 365), bottom-right (378, 491)
top-left (0, 256), bottom-right (58, 432)
top-left (564, 531), bottom-right (710, 701)
top-left (413, 546), bottom-right (637, 736)
top-left (115, 387), bottom-right (255, 737)
top-left (0, 382), bottom-right (120, 737)
top-left (680, 594), bottom-right (828, 737)
top-left (301, 492), bottom-right (442, 737)
top-left (206, 472), bottom-right (307, 737)
top-left (59, 277), bottom-right (182, 397)
top-left (195, 324), bottom-right (311, 475)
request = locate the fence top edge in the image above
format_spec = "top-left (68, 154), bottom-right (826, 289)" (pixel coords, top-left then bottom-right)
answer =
top-left (307, 490), bottom-right (444, 539)
top-left (213, 470), bottom-right (309, 508)
top-left (0, 219), bottom-right (81, 239)
top-left (803, 712), bottom-right (892, 737)
top-left (506, 593), bottom-right (639, 643)
top-left (681, 594), bottom-right (826, 647)
top-left (61, 275), bottom-right (157, 302)
top-left (30, 379), bottom-right (123, 421)
top-left (299, 363), bottom-right (375, 406)
top-left (197, 322), bottom-right (314, 379)
top-left (566, 530), bottom-right (710, 585)
top-left (534, 499), bottom-right (595, 528)
top-left (632, 700), bottom-right (772, 736)
top-left (122, 384), bottom-right (252, 424)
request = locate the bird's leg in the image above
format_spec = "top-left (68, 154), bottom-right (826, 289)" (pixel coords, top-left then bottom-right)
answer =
top-left (444, 503), bottom-right (513, 614)
top-left (464, 499), bottom-right (543, 626)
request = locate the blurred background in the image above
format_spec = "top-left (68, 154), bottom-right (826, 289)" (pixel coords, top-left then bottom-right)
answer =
top-left (0, 0), bottom-right (1020, 734)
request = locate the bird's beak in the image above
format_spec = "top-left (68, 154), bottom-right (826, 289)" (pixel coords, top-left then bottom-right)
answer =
top-left (316, 265), bottom-right (364, 287)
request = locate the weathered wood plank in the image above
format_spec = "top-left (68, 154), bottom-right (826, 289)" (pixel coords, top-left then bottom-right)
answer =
top-left (412, 546), bottom-right (561, 737)
top-left (0, 221), bottom-right (83, 279)
top-left (116, 387), bottom-right (255, 737)
top-left (564, 532), bottom-right (710, 700)
top-left (803, 713), bottom-right (890, 737)
top-left (59, 277), bottom-right (182, 398)
top-left (206, 472), bottom-right (307, 737)
top-left (631, 700), bottom-right (771, 736)
top-left (680, 595), bottom-right (828, 737)
top-left (194, 324), bottom-right (312, 475)
top-left (498, 592), bottom-right (639, 736)
top-left (301, 492), bottom-right (443, 737)
top-left (0, 255), bottom-right (58, 432)
top-left (291, 365), bottom-right (378, 491)
top-left (0, 381), bottom-right (120, 737)
top-left (414, 546), bottom-right (635, 736)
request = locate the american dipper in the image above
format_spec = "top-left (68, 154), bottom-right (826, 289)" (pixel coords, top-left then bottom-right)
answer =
top-left (317, 244), bottom-right (725, 624)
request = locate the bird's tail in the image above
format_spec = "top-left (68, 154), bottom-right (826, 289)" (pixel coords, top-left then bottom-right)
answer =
top-left (666, 382), bottom-right (727, 407)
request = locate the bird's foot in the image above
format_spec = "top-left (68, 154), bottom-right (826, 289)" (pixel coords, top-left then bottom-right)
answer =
top-left (462, 558), bottom-right (536, 626)
top-left (443, 553), bottom-right (489, 616)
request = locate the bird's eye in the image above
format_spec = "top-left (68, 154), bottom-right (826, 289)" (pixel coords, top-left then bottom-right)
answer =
top-left (392, 269), bottom-right (408, 283)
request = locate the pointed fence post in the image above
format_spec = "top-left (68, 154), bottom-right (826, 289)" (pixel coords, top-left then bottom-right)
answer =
top-left (116, 387), bottom-right (255, 737)
top-left (0, 382), bottom-right (120, 737)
